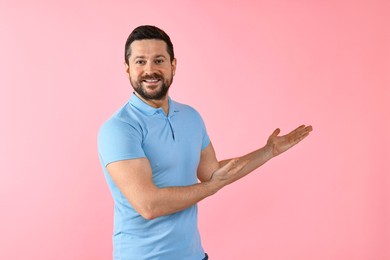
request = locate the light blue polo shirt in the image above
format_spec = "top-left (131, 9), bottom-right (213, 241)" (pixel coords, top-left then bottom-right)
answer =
top-left (98, 93), bottom-right (210, 260)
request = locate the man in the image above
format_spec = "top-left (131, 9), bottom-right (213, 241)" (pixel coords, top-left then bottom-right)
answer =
top-left (98, 25), bottom-right (312, 260)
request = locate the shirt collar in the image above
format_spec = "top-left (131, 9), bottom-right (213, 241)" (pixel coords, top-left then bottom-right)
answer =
top-left (129, 93), bottom-right (179, 117)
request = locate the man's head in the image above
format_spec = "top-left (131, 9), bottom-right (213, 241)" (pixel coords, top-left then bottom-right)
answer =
top-left (125, 25), bottom-right (175, 65)
top-left (124, 25), bottom-right (176, 101)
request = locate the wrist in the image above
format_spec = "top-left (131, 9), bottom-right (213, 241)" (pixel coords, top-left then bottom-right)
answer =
top-left (263, 144), bottom-right (275, 160)
top-left (205, 177), bottom-right (223, 195)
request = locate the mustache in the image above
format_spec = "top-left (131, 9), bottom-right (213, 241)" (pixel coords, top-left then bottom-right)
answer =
top-left (141, 73), bottom-right (163, 81)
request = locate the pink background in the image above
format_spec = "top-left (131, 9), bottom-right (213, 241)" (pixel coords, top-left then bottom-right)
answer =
top-left (1, 0), bottom-right (389, 259)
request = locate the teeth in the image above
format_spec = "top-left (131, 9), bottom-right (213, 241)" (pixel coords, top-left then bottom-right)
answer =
top-left (144, 79), bottom-right (158, 82)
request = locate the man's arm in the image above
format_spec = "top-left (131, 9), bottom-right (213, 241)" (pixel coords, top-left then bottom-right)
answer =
top-left (197, 125), bottom-right (313, 184)
top-left (108, 124), bottom-right (312, 220)
top-left (106, 156), bottom-right (247, 220)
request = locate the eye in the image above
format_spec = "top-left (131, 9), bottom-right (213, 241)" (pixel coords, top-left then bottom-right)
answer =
top-left (135, 60), bottom-right (146, 65)
top-left (155, 59), bottom-right (164, 64)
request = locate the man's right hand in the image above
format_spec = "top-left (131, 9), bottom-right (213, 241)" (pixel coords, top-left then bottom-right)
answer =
top-left (209, 158), bottom-right (250, 191)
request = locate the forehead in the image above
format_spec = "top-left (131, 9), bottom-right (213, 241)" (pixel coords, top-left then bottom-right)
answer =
top-left (129, 39), bottom-right (168, 58)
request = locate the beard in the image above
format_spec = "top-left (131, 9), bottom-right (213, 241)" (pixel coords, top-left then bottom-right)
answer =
top-left (130, 72), bottom-right (172, 100)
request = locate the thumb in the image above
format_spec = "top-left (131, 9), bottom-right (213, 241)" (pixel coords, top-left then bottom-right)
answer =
top-left (220, 158), bottom-right (240, 171)
top-left (220, 158), bottom-right (250, 174)
top-left (271, 128), bottom-right (281, 137)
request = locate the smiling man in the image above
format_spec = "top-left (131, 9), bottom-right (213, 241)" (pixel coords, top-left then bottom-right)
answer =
top-left (127, 40), bottom-right (174, 102)
top-left (98, 25), bottom-right (312, 260)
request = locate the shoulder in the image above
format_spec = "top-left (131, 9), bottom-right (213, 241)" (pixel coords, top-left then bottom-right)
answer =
top-left (98, 103), bottom-right (143, 141)
top-left (172, 100), bottom-right (203, 118)
top-left (98, 103), bottom-right (146, 165)
top-left (170, 100), bottom-right (208, 133)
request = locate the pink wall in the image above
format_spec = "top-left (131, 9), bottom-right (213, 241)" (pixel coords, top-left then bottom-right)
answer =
top-left (0, 0), bottom-right (388, 259)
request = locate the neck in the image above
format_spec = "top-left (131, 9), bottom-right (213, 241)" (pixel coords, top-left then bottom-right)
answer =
top-left (134, 92), bottom-right (169, 115)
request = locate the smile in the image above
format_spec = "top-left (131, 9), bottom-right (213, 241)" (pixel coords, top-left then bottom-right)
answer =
top-left (143, 79), bottom-right (160, 83)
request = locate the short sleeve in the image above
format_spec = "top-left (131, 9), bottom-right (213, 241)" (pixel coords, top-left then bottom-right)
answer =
top-left (98, 118), bottom-right (146, 167)
top-left (195, 111), bottom-right (210, 151)
top-left (201, 122), bottom-right (210, 150)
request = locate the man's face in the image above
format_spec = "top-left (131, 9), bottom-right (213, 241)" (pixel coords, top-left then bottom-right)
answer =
top-left (126, 39), bottom-right (176, 100)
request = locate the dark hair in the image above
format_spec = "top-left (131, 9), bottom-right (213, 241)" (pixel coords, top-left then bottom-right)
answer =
top-left (124, 25), bottom-right (175, 65)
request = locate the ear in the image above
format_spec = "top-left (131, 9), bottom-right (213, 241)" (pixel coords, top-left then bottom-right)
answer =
top-left (171, 58), bottom-right (177, 76)
top-left (124, 62), bottom-right (130, 77)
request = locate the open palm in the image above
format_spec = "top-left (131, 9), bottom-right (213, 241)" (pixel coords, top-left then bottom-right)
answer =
top-left (266, 125), bottom-right (313, 157)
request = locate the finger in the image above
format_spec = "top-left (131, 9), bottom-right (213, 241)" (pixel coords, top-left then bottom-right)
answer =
top-left (296, 132), bottom-right (310, 141)
top-left (271, 128), bottom-right (281, 137)
top-left (228, 159), bottom-right (250, 174)
top-left (293, 130), bottom-right (311, 143)
top-left (220, 158), bottom-right (250, 174)
top-left (291, 125), bottom-right (306, 135)
top-left (298, 125), bottom-right (313, 137)
top-left (299, 125), bottom-right (313, 132)
top-left (220, 158), bottom-right (240, 171)
top-left (290, 125), bottom-right (313, 137)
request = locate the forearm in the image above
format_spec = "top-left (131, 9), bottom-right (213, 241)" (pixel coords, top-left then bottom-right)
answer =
top-left (143, 145), bottom-right (273, 219)
top-left (216, 125), bottom-right (313, 184)
top-left (218, 144), bottom-right (274, 184)
top-left (139, 181), bottom-right (220, 220)
top-left (108, 158), bottom-right (222, 221)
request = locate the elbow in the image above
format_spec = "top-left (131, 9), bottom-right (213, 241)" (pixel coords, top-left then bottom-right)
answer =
top-left (127, 191), bottom-right (163, 220)
top-left (140, 210), bottom-right (157, 220)
top-left (137, 203), bottom-right (160, 220)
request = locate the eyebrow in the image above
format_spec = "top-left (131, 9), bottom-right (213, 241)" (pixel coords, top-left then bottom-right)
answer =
top-left (155, 55), bottom-right (167, 59)
top-left (133, 55), bottom-right (167, 60)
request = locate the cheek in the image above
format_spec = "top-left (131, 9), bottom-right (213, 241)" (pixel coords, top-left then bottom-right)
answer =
top-left (130, 69), bottom-right (142, 79)
top-left (163, 68), bottom-right (174, 77)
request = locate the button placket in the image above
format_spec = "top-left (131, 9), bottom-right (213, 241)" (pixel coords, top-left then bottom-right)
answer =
top-left (167, 117), bottom-right (175, 140)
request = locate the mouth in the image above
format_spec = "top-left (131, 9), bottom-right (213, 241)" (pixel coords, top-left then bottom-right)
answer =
top-left (142, 78), bottom-right (161, 84)
top-left (141, 77), bottom-right (162, 87)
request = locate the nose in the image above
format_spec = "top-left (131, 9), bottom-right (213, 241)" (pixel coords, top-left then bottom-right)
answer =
top-left (144, 61), bottom-right (156, 74)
